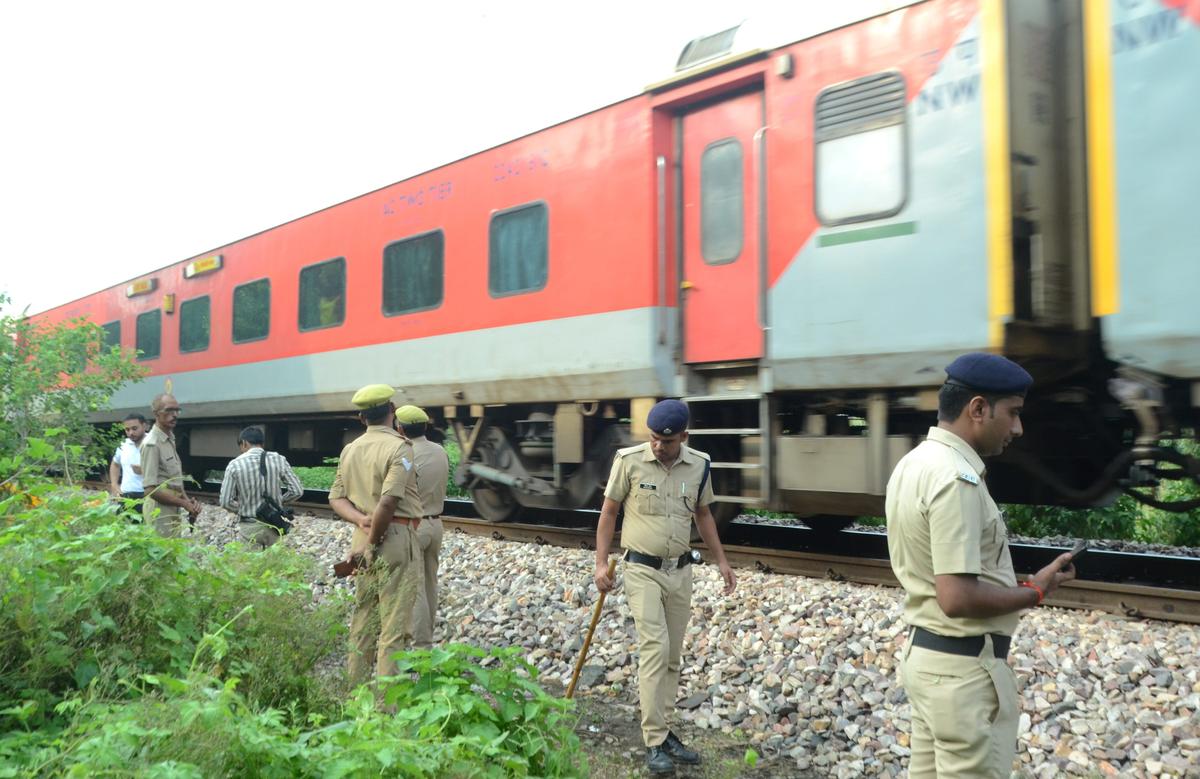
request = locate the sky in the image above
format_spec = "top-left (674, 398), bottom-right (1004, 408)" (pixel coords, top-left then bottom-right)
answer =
top-left (0, 0), bottom-right (800, 317)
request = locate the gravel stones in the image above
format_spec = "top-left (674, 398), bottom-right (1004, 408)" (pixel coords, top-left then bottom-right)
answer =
top-left (182, 502), bottom-right (1200, 777)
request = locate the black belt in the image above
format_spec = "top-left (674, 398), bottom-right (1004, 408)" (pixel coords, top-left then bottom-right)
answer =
top-left (625, 549), bottom-right (695, 571)
top-left (911, 626), bottom-right (1011, 660)
top-left (120, 491), bottom-right (145, 499)
top-left (422, 514), bottom-right (440, 519)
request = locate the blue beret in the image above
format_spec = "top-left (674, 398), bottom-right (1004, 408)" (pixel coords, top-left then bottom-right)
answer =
top-left (647, 399), bottom-right (689, 435)
top-left (945, 352), bottom-right (1033, 396)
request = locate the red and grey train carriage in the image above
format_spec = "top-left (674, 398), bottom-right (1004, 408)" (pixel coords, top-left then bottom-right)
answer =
top-left (35, 0), bottom-right (1200, 527)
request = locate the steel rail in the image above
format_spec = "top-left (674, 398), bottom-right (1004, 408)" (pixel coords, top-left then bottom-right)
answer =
top-left (86, 484), bottom-right (1200, 624)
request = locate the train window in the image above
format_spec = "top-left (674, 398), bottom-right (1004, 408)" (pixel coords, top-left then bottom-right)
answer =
top-left (383, 230), bottom-right (444, 316)
top-left (135, 309), bottom-right (161, 361)
top-left (179, 295), bottom-right (211, 353)
top-left (814, 72), bottom-right (907, 225)
top-left (489, 202), bottom-right (548, 297)
top-left (233, 278), bottom-right (270, 343)
top-left (701, 138), bottom-right (744, 265)
top-left (299, 257), bottom-right (346, 331)
top-left (101, 321), bottom-right (120, 350)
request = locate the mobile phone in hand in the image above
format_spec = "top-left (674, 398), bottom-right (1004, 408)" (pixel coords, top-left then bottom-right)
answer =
top-left (1063, 539), bottom-right (1089, 570)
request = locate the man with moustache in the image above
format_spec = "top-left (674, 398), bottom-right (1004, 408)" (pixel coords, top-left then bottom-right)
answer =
top-left (140, 393), bottom-right (202, 536)
top-left (887, 353), bottom-right (1077, 778)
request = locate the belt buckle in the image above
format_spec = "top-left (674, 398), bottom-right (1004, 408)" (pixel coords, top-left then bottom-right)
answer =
top-left (662, 556), bottom-right (679, 572)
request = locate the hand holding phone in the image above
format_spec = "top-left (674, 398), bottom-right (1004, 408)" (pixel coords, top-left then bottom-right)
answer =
top-left (1062, 539), bottom-right (1089, 570)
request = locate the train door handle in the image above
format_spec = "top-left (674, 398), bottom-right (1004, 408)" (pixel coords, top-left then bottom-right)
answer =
top-left (680, 280), bottom-right (696, 291)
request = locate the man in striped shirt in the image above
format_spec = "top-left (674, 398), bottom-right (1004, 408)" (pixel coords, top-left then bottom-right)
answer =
top-left (219, 426), bottom-right (304, 548)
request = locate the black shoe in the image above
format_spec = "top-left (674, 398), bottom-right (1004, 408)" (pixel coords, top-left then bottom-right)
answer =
top-left (662, 731), bottom-right (701, 765)
top-left (646, 745), bottom-right (675, 774)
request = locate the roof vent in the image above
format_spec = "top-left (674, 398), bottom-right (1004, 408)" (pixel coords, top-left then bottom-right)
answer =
top-left (815, 72), bottom-right (906, 141)
top-left (676, 24), bottom-right (741, 71)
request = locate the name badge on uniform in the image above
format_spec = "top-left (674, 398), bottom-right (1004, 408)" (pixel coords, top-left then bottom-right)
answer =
top-left (957, 470), bottom-right (979, 485)
top-left (638, 482), bottom-right (657, 490)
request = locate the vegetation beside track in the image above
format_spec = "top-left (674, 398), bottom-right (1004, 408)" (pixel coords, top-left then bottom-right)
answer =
top-left (0, 485), bottom-right (584, 777)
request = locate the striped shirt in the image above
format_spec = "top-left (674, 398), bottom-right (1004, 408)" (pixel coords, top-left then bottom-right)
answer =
top-left (219, 448), bottom-right (304, 520)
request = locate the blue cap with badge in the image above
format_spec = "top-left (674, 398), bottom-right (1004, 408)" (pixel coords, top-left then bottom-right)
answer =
top-left (647, 399), bottom-right (690, 435)
top-left (945, 352), bottom-right (1033, 396)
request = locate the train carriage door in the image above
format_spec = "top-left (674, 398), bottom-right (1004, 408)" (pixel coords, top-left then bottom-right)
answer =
top-left (681, 90), bottom-right (763, 364)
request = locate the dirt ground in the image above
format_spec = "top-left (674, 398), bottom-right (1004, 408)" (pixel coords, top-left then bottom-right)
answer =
top-left (562, 686), bottom-right (817, 779)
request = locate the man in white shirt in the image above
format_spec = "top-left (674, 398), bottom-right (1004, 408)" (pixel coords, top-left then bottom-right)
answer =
top-left (109, 413), bottom-right (148, 516)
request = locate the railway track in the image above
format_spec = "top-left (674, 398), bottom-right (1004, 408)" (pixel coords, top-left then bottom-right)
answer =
top-left (101, 484), bottom-right (1200, 625)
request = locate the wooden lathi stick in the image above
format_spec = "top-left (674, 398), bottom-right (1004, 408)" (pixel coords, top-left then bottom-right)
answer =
top-left (566, 557), bottom-right (618, 699)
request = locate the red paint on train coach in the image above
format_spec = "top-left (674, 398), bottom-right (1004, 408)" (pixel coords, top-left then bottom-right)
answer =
top-left (36, 0), bottom-right (977, 378)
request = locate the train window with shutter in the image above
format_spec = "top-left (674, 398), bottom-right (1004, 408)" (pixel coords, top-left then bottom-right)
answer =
top-left (701, 138), bottom-right (744, 264)
top-left (383, 230), bottom-right (444, 316)
top-left (101, 321), bottom-right (120, 350)
top-left (179, 295), bottom-right (211, 353)
top-left (135, 309), bottom-right (161, 361)
top-left (299, 257), bottom-right (346, 330)
top-left (233, 278), bottom-right (270, 343)
top-left (489, 202), bottom-right (548, 297)
top-left (814, 72), bottom-right (907, 225)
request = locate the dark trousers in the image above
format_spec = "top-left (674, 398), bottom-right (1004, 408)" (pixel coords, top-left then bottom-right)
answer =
top-left (119, 492), bottom-right (145, 521)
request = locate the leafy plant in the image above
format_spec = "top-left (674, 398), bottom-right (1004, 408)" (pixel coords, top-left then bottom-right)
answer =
top-left (0, 293), bottom-right (145, 482)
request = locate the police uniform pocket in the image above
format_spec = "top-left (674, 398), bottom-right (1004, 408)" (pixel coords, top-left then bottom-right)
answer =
top-left (634, 487), bottom-right (664, 515)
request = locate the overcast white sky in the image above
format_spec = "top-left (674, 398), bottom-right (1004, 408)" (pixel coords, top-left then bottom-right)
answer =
top-left (0, 0), bottom-right (800, 317)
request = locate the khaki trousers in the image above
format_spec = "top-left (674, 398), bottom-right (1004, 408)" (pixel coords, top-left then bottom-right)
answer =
top-left (147, 502), bottom-right (186, 538)
top-left (410, 517), bottom-right (443, 647)
top-left (899, 635), bottom-right (1020, 778)
top-left (624, 561), bottom-right (693, 747)
top-left (237, 518), bottom-right (281, 549)
top-left (348, 523), bottom-right (421, 687)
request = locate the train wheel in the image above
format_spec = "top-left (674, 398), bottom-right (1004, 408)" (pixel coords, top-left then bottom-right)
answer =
top-left (471, 484), bottom-right (523, 523)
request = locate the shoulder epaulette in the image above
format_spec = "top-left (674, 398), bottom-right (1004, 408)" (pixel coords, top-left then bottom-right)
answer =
top-left (616, 443), bottom-right (645, 457)
top-left (688, 446), bottom-right (711, 462)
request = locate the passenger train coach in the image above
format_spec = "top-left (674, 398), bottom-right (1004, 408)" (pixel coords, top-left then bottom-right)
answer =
top-left (34, 0), bottom-right (1200, 526)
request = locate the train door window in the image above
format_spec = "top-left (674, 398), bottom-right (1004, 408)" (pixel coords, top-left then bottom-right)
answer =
top-left (701, 138), bottom-right (744, 264)
top-left (135, 309), bottom-right (161, 361)
top-left (489, 202), bottom-right (548, 297)
top-left (299, 257), bottom-right (346, 330)
top-left (179, 295), bottom-right (211, 353)
top-left (814, 72), bottom-right (907, 225)
top-left (101, 320), bottom-right (120, 350)
top-left (233, 278), bottom-right (270, 343)
top-left (383, 230), bottom-right (444, 315)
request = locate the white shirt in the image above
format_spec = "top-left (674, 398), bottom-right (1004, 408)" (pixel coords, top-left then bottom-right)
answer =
top-left (113, 439), bottom-right (143, 493)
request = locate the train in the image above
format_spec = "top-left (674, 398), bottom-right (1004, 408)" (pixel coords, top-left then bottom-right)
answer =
top-left (33, 0), bottom-right (1200, 528)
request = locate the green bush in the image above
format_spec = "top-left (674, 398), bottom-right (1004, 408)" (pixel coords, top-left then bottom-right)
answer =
top-left (0, 487), bottom-right (347, 727)
top-left (0, 482), bottom-right (583, 778)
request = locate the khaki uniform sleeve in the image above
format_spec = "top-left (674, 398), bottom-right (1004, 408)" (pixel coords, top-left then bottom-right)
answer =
top-left (381, 444), bottom-right (413, 499)
top-left (141, 441), bottom-right (162, 488)
top-left (329, 446), bottom-right (349, 501)
top-left (603, 454), bottom-right (629, 503)
top-left (698, 460), bottom-right (715, 508)
top-left (928, 476), bottom-right (984, 576)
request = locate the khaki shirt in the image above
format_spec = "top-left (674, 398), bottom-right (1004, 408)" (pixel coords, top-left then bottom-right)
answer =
top-left (885, 427), bottom-right (1019, 637)
top-left (604, 442), bottom-right (714, 560)
top-left (330, 425), bottom-right (422, 549)
top-left (140, 424), bottom-right (184, 521)
top-left (411, 437), bottom-right (450, 518)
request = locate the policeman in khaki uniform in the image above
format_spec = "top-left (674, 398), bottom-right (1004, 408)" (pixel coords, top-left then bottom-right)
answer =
top-left (886, 354), bottom-right (1077, 778)
top-left (329, 384), bottom-right (424, 686)
top-left (140, 393), bottom-right (202, 536)
top-left (595, 399), bottom-right (737, 776)
top-left (395, 404), bottom-right (450, 647)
